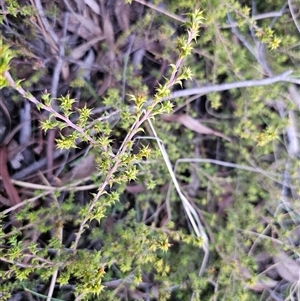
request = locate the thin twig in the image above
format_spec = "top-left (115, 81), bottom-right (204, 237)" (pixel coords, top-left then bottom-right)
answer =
top-left (11, 178), bottom-right (98, 191)
top-left (288, 0), bottom-right (300, 34)
top-left (33, 0), bottom-right (59, 44)
top-left (174, 158), bottom-right (281, 175)
top-left (227, 12), bottom-right (258, 59)
top-left (38, 173), bottom-right (62, 301)
top-left (269, 2), bottom-right (288, 28)
top-left (158, 70), bottom-right (294, 101)
top-left (221, 11), bottom-right (285, 28)
top-left (133, 0), bottom-right (186, 23)
top-left (4, 71), bottom-right (97, 145)
top-left (174, 158), bottom-right (285, 187)
top-left (71, 109), bottom-right (152, 251)
top-left (147, 119), bottom-right (209, 276)
top-left (12, 149), bottom-right (67, 180)
top-left (70, 28), bottom-right (199, 251)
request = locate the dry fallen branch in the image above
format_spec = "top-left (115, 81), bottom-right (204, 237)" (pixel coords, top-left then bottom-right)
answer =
top-left (165, 70), bottom-right (296, 100)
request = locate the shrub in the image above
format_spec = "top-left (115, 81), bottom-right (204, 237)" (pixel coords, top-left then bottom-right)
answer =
top-left (0, 0), bottom-right (300, 300)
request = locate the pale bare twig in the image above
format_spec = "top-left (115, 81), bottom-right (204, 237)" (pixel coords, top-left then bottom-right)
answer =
top-left (2, 191), bottom-right (51, 215)
top-left (10, 177), bottom-right (98, 191)
top-left (158, 70), bottom-right (295, 101)
top-left (32, 0), bottom-right (59, 52)
top-left (288, 0), bottom-right (300, 34)
top-left (227, 12), bottom-right (258, 59)
top-left (174, 158), bottom-right (281, 176)
top-left (221, 11), bottom-right (286, 28)
top-left (270, 2), bottom-right (289, 28)
top-left (147, 119), bottom-right (209, 277)
top-left (33, 0), bottom-right (58, 43)
top-left (0, 255), bottom-right (54, 268)
top-left (173, 158), bottom-right (288, 190)
top-left (227, 12), bottom-right (273, 75)
top-left (6, 67), bottom-right (296, 145)
top-left (240, 229), bottom-right (284, 245)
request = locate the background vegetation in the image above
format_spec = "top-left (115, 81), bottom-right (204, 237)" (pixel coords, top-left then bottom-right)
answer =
top-left (0, 0), bottom-right (300, 300)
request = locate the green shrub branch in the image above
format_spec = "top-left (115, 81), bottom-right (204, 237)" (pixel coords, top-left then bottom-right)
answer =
top-left (0, 8), bottom-right (205, 300)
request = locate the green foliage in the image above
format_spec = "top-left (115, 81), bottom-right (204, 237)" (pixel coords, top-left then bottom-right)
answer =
top-left (1, 0), bottom-right (300, 300)
top-left (0, 7), bottom-right (208, 300)
top-left (1, 0), bottom-right (33, 18)
top-left (0, 40), bottom-right (14, 88)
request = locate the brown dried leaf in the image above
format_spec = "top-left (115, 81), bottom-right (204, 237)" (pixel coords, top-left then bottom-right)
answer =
top-left (126, 184), bottom-right (145, 194)
top-left (273, 251), bottom-right (300, 282)
top-left (70, 36), bottom-right (105, 60)
top-left (7, 140), bottom-right (24, 169)
top-left (64, 13), bottom-right (102, 40)
top-left (61, 154), bottom-right (96, 184)
top-left (162, 114), bottom-right (231, 141)
top-left (94, 6), bottom-right (119, 81)
top-left (84, 0), bottom-right (100, 15)
top-left (102, 7), bottom-right (114, 45)
top-left (81, 49), bottom-right (95, 80)
top-left (115, 0), bottom-right (130, 31)
top-left (61, 61), bottom-right (70, 81)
